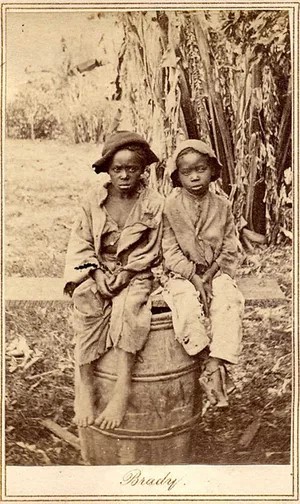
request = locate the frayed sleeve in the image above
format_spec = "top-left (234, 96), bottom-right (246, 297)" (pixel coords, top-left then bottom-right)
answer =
top-left (64, 204), bottom-right (100, 291)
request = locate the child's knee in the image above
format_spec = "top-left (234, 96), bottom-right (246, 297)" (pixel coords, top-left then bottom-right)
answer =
top-left (212, 275), bottom-right (244, 310)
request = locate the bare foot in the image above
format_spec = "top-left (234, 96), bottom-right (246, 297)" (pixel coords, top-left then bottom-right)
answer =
top-left (94, 348), bottom-right (134, 429)
top-left (94, 388), bottom-right (129, 430)
top-left (73, 387), bottom-right (95, 427)
top-left (199, 358), bottom-right (228, 408)
top-left (211, 367), bottom-right (228, 408)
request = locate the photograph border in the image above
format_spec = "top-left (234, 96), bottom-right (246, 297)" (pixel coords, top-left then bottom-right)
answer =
top-left (1, 1), bottom-right (299, 501)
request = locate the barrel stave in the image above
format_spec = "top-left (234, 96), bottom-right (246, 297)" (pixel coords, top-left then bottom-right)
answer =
top-left (79, 310), bottom-right (203, 464)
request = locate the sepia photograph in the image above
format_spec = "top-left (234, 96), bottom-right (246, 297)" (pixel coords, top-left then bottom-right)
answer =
top-left (2, 1), bottom-right (298, 500)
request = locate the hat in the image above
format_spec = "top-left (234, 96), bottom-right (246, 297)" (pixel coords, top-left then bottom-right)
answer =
top-left (92, 131), bottom-right (159, 174)
top-left (168, 139), bottom-right (222, 182)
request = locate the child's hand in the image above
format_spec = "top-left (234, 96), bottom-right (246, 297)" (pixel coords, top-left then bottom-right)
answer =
top-left (202, 262), bottom-right (219, 302)
top-left (202, 271), bottom-right (213, 302)
top-left (93, 269), bottom-right (114, 299)
top-left (191, 274), bottom-right (209, 316)
top-left (106, 270), bottom-right (133, 293)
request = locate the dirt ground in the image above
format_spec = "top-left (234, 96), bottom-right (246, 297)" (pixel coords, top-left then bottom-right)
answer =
top-left (5, 139), bottom-right (293, 466)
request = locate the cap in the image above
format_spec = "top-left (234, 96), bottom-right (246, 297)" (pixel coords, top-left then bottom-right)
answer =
top-left (92, 131), bottom-right (159, 173)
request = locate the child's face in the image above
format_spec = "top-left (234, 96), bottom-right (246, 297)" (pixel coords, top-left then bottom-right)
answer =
top-left (176, 151), bottom-right (213, 196)
top-left (108, 149), bottom-right (144, 194)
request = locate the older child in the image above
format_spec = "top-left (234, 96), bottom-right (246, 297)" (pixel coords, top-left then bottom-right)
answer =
top-left (64, 131), bottom-right (163, 429)
top-left (162, 139), bottom-right (244, 408)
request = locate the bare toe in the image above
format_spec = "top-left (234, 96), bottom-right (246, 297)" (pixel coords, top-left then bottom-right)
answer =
top-left (74, 413), bottom-right (94, 427)
top-left (94, 414), bottom-right (103, 427)
top-left (100, 419), bottom-right (109, 430)
top-left (110, 419), bottom-right (118, 430)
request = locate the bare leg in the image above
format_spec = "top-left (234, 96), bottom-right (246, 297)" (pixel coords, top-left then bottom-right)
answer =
top-left (199, 357), bottom-right (228, 407)
top-left (73, 363), bottom-right (96, 427)
top-left (94, 348), bottom-right (135, 430)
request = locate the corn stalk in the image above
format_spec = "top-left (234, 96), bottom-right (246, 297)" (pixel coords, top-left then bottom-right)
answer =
top-left (113, 10), bottom-right (291, 243)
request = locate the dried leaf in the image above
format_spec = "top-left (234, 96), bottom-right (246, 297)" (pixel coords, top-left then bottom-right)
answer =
top-left (7, 336), bottom-right (32, 359)
top-left (15, 441), bottom-right (36, 451)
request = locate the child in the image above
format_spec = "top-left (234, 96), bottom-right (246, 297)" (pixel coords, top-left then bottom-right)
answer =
top-left (162, 139), bottom-right (244, 408)
top-left (64, 131), bottom-right (164, 429)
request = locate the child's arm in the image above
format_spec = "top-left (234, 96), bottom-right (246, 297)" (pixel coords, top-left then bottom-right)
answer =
top-left (64, 202), bottom-right (101, 292)
top-left (190, 274), bottom-right (209, 316)
top-left (162, 214), bottom-right (196, 280)
top-left (163, 214), bottom-right (210, 316)
top-left (200, 261), bottom-right (220, 306)
top-left (214, 202), bottom-right (238, 278)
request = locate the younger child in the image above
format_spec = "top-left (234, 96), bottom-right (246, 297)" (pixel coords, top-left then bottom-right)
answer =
top-left (162, 139), bottom-right (244, 408)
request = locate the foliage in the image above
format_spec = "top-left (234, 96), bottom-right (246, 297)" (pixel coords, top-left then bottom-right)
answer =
top-left (6, 10), bottom-right (292, 242)
top-left (278, 168), bottom-right (292, 241)
top-left (211, 10), bottom-right (291, 242)
top-left (6, 81), bottom-right (63, 140)
top-left (115, 10), bottom-right (291, 243)
top-left (6, 34), bottom-right (120, 144)
top-left (6, 102), bottom-right (29, 139)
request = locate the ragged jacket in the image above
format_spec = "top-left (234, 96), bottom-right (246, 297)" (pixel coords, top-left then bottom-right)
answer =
top-left (64, 182), bottom-right (164, 290)
top-left (162, 188), bottom-right (238, 280)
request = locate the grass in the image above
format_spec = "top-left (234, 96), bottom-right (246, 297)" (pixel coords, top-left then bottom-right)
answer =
top-left (5, 138), bottom-right (107, 277)
top-left (5, 301), bottom-right (80, 465)
top-left (4, 139), bottom-right (293, 465)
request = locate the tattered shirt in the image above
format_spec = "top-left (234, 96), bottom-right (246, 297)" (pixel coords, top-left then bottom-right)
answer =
top-left (162, 187), bottom-right (238, 280)
top-left (64, 181), bottom-right (164, 365)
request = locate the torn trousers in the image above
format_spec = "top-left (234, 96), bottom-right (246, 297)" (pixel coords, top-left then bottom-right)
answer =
top-left (163, 273), bottom-right (244, 364)
top-left (72, 273), bottom-right (153, 366)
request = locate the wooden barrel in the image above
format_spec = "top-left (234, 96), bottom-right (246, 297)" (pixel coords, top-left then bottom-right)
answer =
top-left (79, 308), bottom-right (202, 465)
